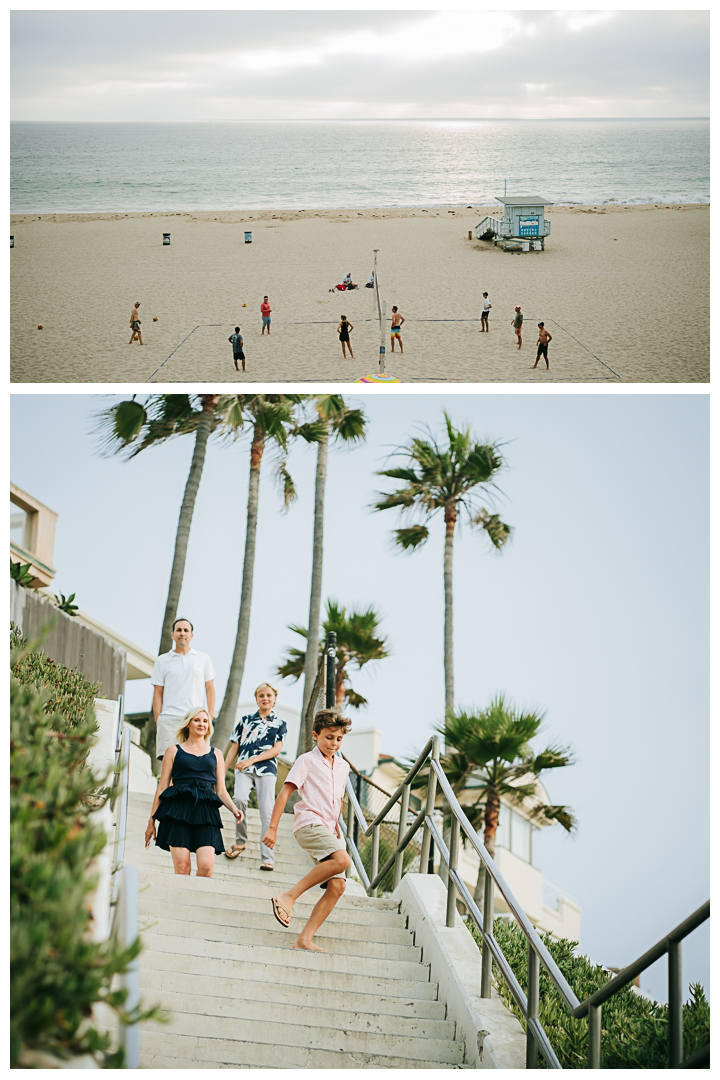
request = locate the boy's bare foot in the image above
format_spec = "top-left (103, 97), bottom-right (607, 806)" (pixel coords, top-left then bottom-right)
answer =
top-left (293, 940), bottom-right (327, 952)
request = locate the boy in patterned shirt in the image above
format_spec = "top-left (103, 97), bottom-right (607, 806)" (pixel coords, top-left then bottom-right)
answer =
top-left (223, 683), bottom-right (287, 870)
top-left (263, 710), bottom-right (352, 951)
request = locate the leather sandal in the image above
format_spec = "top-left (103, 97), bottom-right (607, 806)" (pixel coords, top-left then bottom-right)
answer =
top-left (224, 844), bottom-right (246, 859)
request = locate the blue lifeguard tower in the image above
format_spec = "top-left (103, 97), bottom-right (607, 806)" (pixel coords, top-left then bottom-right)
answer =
top-left (475, 196), bottom-right (553, 252)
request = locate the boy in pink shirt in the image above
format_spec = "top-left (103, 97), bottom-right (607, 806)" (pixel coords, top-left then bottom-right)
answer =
top-left (262, 710), bottom-right (352, 951)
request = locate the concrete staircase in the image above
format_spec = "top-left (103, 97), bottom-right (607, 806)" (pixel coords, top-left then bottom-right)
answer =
top-left (126, 791), bottom-right (466, 1068)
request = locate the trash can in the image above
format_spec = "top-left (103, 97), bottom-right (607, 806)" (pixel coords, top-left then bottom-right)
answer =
top-left (10, 235), bottom-right (14, 248)
top-left (163, 233), bottom-right (171, 245)
top-left (522, 241), bottom-right (530, 252)
top-left (245, 231), bottom-right (252, 243)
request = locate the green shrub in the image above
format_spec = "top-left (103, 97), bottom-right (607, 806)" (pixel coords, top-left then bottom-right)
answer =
top-left (11, 624), bottom-right (100, 725)
top-left (10, 631), bottom-right (155, 1066)
top-left (468, 917), bottom-right (710, 1068)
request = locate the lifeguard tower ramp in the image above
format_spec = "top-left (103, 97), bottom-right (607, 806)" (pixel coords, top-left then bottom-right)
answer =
top-left (475, 195), bottom-right (553, 251)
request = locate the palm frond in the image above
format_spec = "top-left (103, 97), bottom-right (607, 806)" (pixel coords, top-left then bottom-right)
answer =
top-left (528, 803), bottom-right (577, 834)
top-left (473, 509), bottom-right (513, 550)
top-left (394, 525), bottom-right (430, 551)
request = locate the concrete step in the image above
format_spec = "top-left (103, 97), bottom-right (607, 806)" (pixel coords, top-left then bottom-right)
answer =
top-left (132, 851), bottom-right (317, 890)
top-left (141, 931), bottom-right (428, 983)
top-left (140, 913), bottom-right (420, 962)
top-left (135, 864), bottom-right (399, 912)
top-left (137, 871), bottom-right (406, 928)
top-left (138, 898), bottom-right (412, 946)
top-left (139, 1031), bottom-right (460, 1069)
top-left (140, 1007), bottom-right (464, 1065)
top-left (140, 946), bottom-right (439, 1000)
top-left (139, 967), bottom-right (447, 1021)
top-left (138, 985), bottom-right (455, 1041)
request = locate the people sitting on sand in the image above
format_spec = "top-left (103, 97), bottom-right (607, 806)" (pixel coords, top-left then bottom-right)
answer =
top-left (342, 272), bottom-right (358, 290)
top-left (365, 271), bottom-right (375, 288)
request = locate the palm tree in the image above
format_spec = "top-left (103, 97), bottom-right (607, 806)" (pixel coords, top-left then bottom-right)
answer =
top-left (213, 395), bottom-right (322, 748)
top-left (300, 396), bottom-right (367, 746)
top-left (96, 393), bottom-right (220, 657)
top-left (374, 413), bottom-right (511, 713)
top-left (436, 696), bottom-right (576, 902)
top-left (277, 599), bottom-right (390, 753)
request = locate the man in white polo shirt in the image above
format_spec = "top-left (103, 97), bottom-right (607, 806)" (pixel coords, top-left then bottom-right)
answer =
top-left (151, 618), bottom-right (216, 760)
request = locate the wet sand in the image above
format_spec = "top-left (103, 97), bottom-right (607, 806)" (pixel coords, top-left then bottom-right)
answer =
top-left (10, 204), bottom-right (709, 383)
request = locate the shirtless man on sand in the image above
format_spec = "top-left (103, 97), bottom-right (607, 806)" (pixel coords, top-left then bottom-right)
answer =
top-left (532, 323), bottom-right (553, 370)
top-left (390, 307), bottom-right (405, 354)
top-left (129, 302), bottom-right (144, 345)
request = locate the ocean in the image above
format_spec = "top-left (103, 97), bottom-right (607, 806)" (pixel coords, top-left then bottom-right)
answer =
top-left (11, 119), bottom-right (709, 214)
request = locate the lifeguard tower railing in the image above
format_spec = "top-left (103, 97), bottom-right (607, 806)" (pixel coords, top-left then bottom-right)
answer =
top-left (340, 735), bottom-right (710, 1070)
top-left (475, 215), bottom-right (552, 241)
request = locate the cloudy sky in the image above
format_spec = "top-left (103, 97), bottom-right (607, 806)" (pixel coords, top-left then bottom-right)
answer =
top-left (10, 391), bottom-right (709, 1000)
top-left (11, 7), bottom-right (709, 121)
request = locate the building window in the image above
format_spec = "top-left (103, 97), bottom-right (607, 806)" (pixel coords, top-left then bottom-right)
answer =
top-left (511, 811), bottom-right (531, 863)
top-left (10, 501), bottom-right (30, 550)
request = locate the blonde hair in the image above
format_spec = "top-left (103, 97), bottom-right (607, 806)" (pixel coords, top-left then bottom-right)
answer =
top-left (175, 706), bottom-right (213, 743)
top-left (254, 682), bottom-right (278, 701)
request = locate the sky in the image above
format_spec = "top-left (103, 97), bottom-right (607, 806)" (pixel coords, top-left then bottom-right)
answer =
top-left (10, 8), bottom-right (709, 121)
top-left (10, 390), bottom-right (710, 1002)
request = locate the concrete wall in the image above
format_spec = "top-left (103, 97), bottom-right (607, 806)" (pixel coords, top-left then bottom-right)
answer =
top-left (11, 581), bottom-right (127, 700)
top-left (393, 874), bottom-right (526, 1069)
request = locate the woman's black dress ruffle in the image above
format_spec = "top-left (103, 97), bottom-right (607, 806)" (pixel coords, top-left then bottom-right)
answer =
top-left (153, 744), bottom-right (224, 854)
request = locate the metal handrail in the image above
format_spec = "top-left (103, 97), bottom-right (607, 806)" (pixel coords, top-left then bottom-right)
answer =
top-left (343, 735), bottom-right (710, 1069)
top-left (108, 704), bottom-right (140, 1069)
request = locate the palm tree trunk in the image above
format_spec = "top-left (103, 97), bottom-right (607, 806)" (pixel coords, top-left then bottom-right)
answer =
top-left (299, 426), bottom-right (328, 755)
top-left (215, 423), bottom-right (265, 747)
top-left (474, 789), bottom-right (499, 904)
top-left (443, 507), bottom-right (457, 713)
top-left (158, 396), bottom-right (217, 657)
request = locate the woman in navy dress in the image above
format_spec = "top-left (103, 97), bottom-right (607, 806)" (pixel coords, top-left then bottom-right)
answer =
top-left (144, 706), bottom-right (242, 877)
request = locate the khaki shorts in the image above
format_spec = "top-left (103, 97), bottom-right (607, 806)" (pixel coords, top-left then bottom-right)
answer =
top-left (294, 823), bottom-right (347, 880)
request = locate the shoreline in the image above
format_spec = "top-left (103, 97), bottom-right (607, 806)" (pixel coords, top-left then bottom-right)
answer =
top-left (10, 201), bottom-right (709, 224)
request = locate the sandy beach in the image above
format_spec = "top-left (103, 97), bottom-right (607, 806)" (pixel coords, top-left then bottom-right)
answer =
top-left (10, 203), bottom-right (708, 384)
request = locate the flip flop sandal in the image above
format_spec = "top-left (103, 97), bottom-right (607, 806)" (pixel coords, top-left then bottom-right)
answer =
top-left (259, 863), bottom-right (274, 871)
top-left (271, 897), bottom-right (291, 928)
top-left (224, 844), bottom-right (246, 859)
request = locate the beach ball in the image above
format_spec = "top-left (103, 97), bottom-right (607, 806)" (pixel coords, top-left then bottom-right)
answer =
top-left (37, 324), bottom-right (43, 330)
top-left (354, 373), bottom-right (403, 383)
top-left (153, 316), bottom-right (158, 322)
top-left (242, 303), bottom-right (247, 307)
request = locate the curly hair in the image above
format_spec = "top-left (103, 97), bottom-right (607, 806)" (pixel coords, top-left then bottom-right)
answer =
top-left (312, 709), bottom-right (352, 736)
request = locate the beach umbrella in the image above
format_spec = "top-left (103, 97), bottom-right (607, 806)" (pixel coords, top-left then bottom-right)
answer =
top-left (354, 373), bottom-right (403, 383)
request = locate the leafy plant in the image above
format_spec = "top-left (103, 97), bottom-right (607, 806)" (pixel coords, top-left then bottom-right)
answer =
top-left (468, 917), bottom-right (710, 1068)
top-left (10, 630), bottom-right (161, 1065)
top-left (11, 558), bottom-right (35, 586)
top-left (54, 592), bottom-right (79, 617)
top-left (11, 625), bottom-right (100, 723)
top-left (277, 599), bottom-right (390, 710)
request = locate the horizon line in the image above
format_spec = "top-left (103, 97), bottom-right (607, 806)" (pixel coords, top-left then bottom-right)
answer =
top-left (10, 116), bottom-right (710, 123)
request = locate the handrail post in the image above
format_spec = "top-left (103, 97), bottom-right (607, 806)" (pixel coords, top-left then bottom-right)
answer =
top-left (369, 823), bottom-right (380, 897)
top-left (420, 735), bottom-right (440, 874)
top-left (668, 939), bottom-right (683, 1068)
top-left (393, 784), bottom-right (411, 892)
top-left (526, 945), bottom-right (539, 1068)
top-left (446, 814), bottom-right (461, 927)
top-left (587, 1004), bottom-right (602, 1067)
top-left (481, 867), bottom-right (494, 997)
